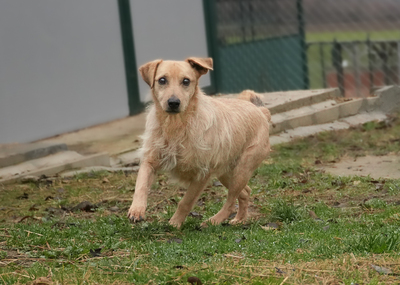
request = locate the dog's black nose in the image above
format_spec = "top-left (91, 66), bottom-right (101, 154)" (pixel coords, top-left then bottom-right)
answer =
top-left (167, 96), bottom-right (180, 112)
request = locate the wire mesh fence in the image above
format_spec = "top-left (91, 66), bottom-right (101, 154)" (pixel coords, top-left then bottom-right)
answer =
top-left (210, 0), bottom-right (400, 97)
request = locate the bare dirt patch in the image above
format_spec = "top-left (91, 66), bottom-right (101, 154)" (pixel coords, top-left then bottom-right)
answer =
top-left (322, 154), bottom-right (400, 179)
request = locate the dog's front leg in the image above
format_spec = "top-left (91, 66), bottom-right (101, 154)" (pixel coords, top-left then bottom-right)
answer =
top-left (128, 161), bottom-right (156, 222)
top-left (169, 176), bottom-right (210, 229)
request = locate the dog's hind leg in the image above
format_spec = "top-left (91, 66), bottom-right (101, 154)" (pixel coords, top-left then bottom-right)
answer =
top-left (231, 185), bottom-right (252, 225)
top-left (169, 175), bottom-right (210, 228)
top-left (203, 142), bottom-right (269, 226)
top-left (214, 175), bottom-right (252, 224)
top-left (202, 172), bottom-right (252, 226)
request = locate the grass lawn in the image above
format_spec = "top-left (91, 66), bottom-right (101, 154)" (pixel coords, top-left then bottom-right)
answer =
top-left (1, 115), bottom-right (400, 284)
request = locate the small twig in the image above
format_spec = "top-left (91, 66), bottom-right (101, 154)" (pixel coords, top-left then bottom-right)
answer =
top-left (12, 272), bottom-right (31, 279)
top-left (279, 276), bottom-right (289, 285)
top-left (224, 254), bottom-right (244, 259)
top-left (78, 252), bottom-right (131, 262)
top-left (300, 269), bottom-right (335, 273)
top-left (241, 265), bottom-right (277, 268)
top-left (24, 230), bottom-right (43, 236)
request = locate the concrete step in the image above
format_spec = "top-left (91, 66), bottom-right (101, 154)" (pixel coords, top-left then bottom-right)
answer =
top-left (260, 88), bottom-right (340, 115)
top-left (270, 111), bottom-right (388, 145)
top-left (270, 96), bottom-right (379, 134)
top-left (0, 151), bottom-right (110, 185)
top-left (0, 142), bottom-right (67, 168)
top-left (224, 88), bottom-right (340, 115)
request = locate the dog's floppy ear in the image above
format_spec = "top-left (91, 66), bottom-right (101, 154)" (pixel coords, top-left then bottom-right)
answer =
top-left (139, 59), bottom-right (163, 88)
top-left (186, 57), bottom-right (213, 76)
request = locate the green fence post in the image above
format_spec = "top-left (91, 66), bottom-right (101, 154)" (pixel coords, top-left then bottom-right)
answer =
top-left (332, 39), bottom-right (345, 96)
top-left (297, 0), bottom-right (309, 90)
top-left (202, 0), bottom-right (219, 94)
top-left (118, 0), bottom-right (144, 115)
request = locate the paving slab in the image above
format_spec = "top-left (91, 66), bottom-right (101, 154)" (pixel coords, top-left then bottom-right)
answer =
top-left (0, 142), bottom-right (67, 168)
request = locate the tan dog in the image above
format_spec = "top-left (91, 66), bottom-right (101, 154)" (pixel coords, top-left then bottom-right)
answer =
top-left (127, 57), bottom-right (271, 228)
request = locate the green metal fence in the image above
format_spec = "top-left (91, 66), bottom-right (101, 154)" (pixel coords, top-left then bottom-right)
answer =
top-left (204, 0), bottom-right (308, 94)
top-left (204, 0), bottom-right (400, 97)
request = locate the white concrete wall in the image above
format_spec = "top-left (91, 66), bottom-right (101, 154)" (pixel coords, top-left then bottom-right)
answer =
top-left (131, 0), bottom-right (211, 102)
top-left (0, 1), bottom-right (129, 144)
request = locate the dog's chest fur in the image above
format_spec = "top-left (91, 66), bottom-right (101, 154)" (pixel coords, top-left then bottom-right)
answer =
top-left (150, 113), bottom-right (236, 181)
top-left (158, 124), bottom-right (211, 174)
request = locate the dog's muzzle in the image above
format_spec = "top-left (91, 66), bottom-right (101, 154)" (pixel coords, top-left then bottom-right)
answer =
top-left (167, 96), bottom-right (180, 113)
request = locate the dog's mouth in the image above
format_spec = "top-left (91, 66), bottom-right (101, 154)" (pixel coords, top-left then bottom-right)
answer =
top-left (166, 109), bottom-right (180, 114)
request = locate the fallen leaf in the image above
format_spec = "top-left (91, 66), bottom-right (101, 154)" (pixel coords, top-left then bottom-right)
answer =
top-left (90, 248), bottom-right (102, 257)
top-left (167, 238), bottom-right (183, 244)
top-left (46, 207), bottom-right (67, 216)
top-left (309, 210), bottom-right (319, 219)
top-left (17, 193), bottom-right (29, 200)
top-left (322, 225), bottom-right (330, 231)
top-left (70, 201), bottom-right (97, 212)
top-left (189, 212), bottom-right (203, 219)
top-left (213, 180), bottom-right (223, 187)
top-left (109, 206), bottom-right (119, 212)
top-left (29, 204), bottom-right (39, 211)
top-left (187, 276), bottom-right (202, 285)
top-left (371, 264), bottom-right (392, 275)
top-left (261, 222), bottom-right (279, 231)
top-left (309, 210), bottom-right (324, 222)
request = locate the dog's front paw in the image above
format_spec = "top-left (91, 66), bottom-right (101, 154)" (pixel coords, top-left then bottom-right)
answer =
top-left (168, 217), bottom-right (184, 229)
top-left (127, 205), bottom-right (146, 223)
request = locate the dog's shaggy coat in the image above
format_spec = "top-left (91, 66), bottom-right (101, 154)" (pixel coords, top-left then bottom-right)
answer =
top-left (128, 57), bottom-right (271, 228)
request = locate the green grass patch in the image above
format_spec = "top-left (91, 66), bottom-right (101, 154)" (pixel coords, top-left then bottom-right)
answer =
top-left (307, 29), bottom-right (400, 42)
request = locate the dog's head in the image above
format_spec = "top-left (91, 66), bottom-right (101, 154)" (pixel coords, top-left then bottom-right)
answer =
top-left (139, 57), bottom-right (213, 114)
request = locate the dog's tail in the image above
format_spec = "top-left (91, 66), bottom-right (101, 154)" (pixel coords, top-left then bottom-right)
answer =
top-left (237, 90), bottom-right (271, 122)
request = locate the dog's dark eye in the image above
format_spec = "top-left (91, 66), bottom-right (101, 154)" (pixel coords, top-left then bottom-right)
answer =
top-left (158, 77), bottom-right (167, 85)
top-left (182, 78), bottom-right (190, 86)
